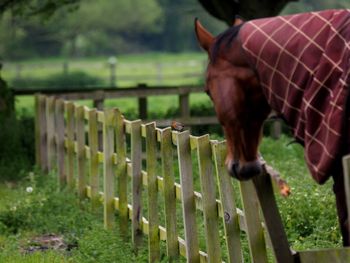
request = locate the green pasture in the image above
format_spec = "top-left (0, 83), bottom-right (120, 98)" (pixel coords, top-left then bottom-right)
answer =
top-left (3, 52), bottom-right (207, 88)
top-left (0, 135), bottom-right (341, 262)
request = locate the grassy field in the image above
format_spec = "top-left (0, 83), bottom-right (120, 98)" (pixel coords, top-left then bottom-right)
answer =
top-left (0, 135), bottom-right (341, 262)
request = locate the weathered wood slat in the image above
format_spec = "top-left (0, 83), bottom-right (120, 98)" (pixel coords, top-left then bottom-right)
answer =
top-left (66, 102), bottom-right (75, 188)
top-left (115, 109), bottom-right (128, 237)
top-left (39, 96), bottom-right (48, 171)
top-left (145, 122), bottom-right (160, 261)
top-left (239, 180), bottom-right (268, 263)
top-left (212, 141), bottom-right (243, 263)
top-left (88, 109), bottom-right (99, 209)
top-left (176, 131), bottom-right (200, 262)
top-left (298, 247), bottom-right (350, 263)
top-left (55, 99), bottom-right (66, 187)
top-left (159, 127), bottom-right (179, 260)
top-left (252, 173), bottom-right (294, 263)
top-left (103, 109), bottom-right (116, 229)
top-left (76, 105), bottom-right (86, 199)
top-left (46, 97), bottom-right (56, 172)
top-left (195, 135), bottom-right (222, 263)
top-left (130, 120), bottom-right (143, 250)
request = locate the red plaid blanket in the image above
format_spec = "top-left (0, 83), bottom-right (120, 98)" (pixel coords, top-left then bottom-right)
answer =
top-left (240, 9), bottom-right (350, 184)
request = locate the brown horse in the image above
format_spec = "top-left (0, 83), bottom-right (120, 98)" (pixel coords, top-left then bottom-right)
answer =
top-left (195, 9), bottom-right (350, 246)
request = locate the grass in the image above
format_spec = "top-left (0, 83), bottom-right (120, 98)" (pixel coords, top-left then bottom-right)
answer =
top-left (0, 135), bottom-right (342, 262)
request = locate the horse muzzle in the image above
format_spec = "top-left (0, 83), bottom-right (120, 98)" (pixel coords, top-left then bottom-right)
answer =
top-left (228, 160), bottom-right (263, 181)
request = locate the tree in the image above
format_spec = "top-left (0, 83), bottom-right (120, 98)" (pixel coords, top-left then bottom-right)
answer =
top-left (198, 0), bottom-right (297, 24)
top-left (0, 0), bottom-right (80, 18)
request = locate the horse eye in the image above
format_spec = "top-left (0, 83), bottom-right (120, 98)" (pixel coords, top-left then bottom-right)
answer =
top-left (205, 89), bottom-right (211, 97)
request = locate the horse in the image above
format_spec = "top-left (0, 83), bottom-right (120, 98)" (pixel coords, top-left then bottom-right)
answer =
top-left (195, 9), bottom-right (350, 246)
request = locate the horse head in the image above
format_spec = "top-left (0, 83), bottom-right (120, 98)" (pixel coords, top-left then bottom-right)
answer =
top-left (195, 19), bottom-right (271, 180)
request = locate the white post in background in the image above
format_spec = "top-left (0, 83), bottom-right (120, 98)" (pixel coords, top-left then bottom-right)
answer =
top-left (108, 56), bottom-right (117, 87)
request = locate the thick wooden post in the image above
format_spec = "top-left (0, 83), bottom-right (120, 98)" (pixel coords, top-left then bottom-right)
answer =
top-left (138, 84), bottom-right (148, 120)
top-left (76, 106), bottom-right (86, 199)
top-left (176, 131), bottom-right (200, 262)
top-left (130, 120), bottom-right (143, 250)
top-left (159, 128), bottom-right (178, 260)
top-left (179, 93), bottom-right (190, 119)
top-left (55, 99), bottom-right (66, 187)
top-left (88, 109), bottom-right (99, 210)
top-left (252, 173), bottom-right (294, 263)
top-left (39, 96), bottom-right (48, 172)
top-left (103, 109), bottom-right (116, 229)
top-left (35, 94), bottom-right (41, 167)
top-left (343, 155), bottom-right (350, 246)
top-left (212, 141), bottom-right (243, 263)
top-left (195, 135), bottom-right (221, 263)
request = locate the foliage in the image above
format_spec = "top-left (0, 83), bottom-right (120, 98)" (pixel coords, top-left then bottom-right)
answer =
top-left (12, 71), bottom-right (103, 89)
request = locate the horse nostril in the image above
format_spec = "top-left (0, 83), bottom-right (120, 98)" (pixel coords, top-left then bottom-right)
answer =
top-left (229, 160), bottom-right (262, 180)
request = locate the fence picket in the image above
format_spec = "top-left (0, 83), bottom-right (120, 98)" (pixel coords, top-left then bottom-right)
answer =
top-left (76, 106), bottom-right (86, 199)
top-left (145, 122), bottom-right (160, 261)
top-left (212, 141), bottom-right (243, 263)
top-left (103, 109), bottom-right (116, 229)
top-left (115, 109), bottom-right (128, 236)
top-left (239, 181), bottom-right (268, 263)
top-left (55, 99), bottom-right (66, 187)
top-left (130, 120), bottom-right (143, 250)
top-left (88, 109), bottom-right (99, 209)
top-left (195, 135), bottom-right (221, 263)
top-left (66, 102), bottom-right (75, 188)
top-left (159, 128), bottom-right (178, 260)
top-left (39, 96), bottom-right (48, 171)
top-left (176, 131), bottom-right (200, 262)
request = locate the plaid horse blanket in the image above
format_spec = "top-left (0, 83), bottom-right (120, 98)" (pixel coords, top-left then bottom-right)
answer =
top-left (240, 9), bottom-right (350, 184)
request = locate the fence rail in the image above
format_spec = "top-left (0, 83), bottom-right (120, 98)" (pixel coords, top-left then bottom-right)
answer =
top-left (36, 94), bottom-right (350, 262)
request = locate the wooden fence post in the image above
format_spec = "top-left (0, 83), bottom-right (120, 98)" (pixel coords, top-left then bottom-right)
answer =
top-left (35, 94), bottom-right (41, 167)
top-left (46, 97), bottom-right (56, 172)
top-left (39, 95), bottom-right (48, 172)
top-left (212, 141), bottom-right (243, 263)
top-left (55, 99), bottom-right (66, 187)
top-left (103, 109), bottom-right (116, 229)
top-left (159, 127), bottom-right (178, 260)
top-left (195, 135), bottom-right (221, 263)
top-left (130, 119), bottom-right (143, 250)
top-left (138, 84), bottom-right (148, 120)
top-left (115, 109), bottom-right (128, 237)
top-left (342, 154), bottom-right (350, 246)
top-left (76, 106), bottom-right (86, 199)
top-left (88, 109), bottom-right (99, 210)
top-left (66, 102), bottom-right (76, 188)
top-left (145, 122), bottom-right (160, 261)
top-left (179, 93), bottom-right (190, 120)
top-left (252, 173), bottom-right (294, 263)
top-left (176, 131), bottom-right (200, 262)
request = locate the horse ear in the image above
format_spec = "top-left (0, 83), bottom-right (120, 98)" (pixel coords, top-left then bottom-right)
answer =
top-left (194, 18), bottom-right (214, 53)
top-left (233, 16), bottom-right (245, 26)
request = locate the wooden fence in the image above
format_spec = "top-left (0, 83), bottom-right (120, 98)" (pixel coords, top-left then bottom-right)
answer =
top-left (35, 94), bottom-right (350, 262)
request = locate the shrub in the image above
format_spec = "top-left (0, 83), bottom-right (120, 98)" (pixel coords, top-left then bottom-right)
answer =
top-left (11, 71), bottom-right (104, 89)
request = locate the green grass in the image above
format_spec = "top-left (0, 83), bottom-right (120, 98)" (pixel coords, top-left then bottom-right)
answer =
top-left (4, 52), bottom-right (207, 88)
top-left (0, 134), bottom-right (342, 262)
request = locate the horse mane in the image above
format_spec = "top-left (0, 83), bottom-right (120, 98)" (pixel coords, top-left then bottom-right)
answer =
top-left (211, 23), bottom-right (245, 63)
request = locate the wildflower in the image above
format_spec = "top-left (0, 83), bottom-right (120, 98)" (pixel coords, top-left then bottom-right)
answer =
top-left (26, 186), bottom-right (33, 193)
